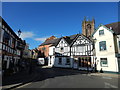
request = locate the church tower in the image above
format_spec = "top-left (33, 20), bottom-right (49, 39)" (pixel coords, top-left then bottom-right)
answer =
top-left (82, 17), bottom-right (95, 37)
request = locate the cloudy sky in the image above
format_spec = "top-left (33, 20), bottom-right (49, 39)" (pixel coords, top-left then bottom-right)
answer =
top-left (2, 2), bottom-right (119, 49)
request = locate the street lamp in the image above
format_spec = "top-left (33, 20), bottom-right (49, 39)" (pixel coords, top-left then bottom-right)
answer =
top-left (18, 29), bottom-right (21, 37)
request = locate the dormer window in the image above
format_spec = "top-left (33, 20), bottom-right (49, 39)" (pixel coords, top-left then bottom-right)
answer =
top-left (99, 30), bottom-right (104, 35)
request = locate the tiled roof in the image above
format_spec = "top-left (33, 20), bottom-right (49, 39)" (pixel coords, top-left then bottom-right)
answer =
top-left (105, 22), bottom-right (120, 35)
top-left (39, 34), bottom-right (78, 46)
top-left (63, 34), bottom-right (78, 45)
top-left (40, 38), bottom-right (60, 46)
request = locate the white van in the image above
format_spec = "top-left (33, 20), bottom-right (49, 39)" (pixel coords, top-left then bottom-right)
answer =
top-left (37, 58), bottom-right (45, 65)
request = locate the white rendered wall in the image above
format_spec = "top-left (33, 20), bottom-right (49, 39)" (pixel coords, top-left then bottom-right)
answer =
top-left (54, 57), bottom-right (72, 68)
top-left (117, 35), bottom-right (120, 53)
top-left (49, 46), bottom-right (55, 56)
top-left (93, 25), bottom-right (119, 72)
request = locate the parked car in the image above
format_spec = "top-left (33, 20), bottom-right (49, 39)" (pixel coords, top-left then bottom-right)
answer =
top-left (37, 58), bottom-right (45, 65)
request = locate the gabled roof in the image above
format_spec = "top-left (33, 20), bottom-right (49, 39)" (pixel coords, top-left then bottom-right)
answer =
top-left (63, 34), bottom-right (78, 45)
top-left (39, 34), bottom-right (78, 46)
top-left (70, 34), bottom-right (93, 46)
top-left (105, 22), bottom-right (120, 35)
top-left (55, 34), bottom-right (78, 46)
top-left (39, 34), bottom-right (92, 47)
top-left (40, 38), bottom-right (60, 46)
top-left (92, 22), bottom-right (120, 36)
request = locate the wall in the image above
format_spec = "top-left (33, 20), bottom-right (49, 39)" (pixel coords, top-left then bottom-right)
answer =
top-left (38, 44), bottom-right (52, 57)
top-left (49, 46), bottom-right (55, 56)
top-left (55, 38), bottom-right (70, 56)
top-left (117, 35), bottom-right (120, 53)
top-left (54, 57), bottom-right (72, 68)
top-left (93, 25), bottom-right (119, 72)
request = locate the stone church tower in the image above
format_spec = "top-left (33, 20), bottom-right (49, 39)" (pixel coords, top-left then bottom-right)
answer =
top-left (82, 17), bottom-right (95, 37)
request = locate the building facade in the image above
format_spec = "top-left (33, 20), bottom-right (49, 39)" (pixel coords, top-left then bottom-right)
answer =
top-left (53, 37), bottom-right (72, 68)
top-left (22, 43), bottom-right (32, 64)
top-left (92, 22), bottom-right (120, 73)
top-left (48, 34), bottom-right (95, 71)
top-left (38, 36), bottom-right (59, 65)
top-left (71, 34), bottom-right (94, 70)
top-left (0, 17), bottom-right (26, 75)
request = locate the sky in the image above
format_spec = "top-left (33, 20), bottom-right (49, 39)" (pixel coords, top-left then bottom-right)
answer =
top-left (2, 2), bottom-right (119, 49)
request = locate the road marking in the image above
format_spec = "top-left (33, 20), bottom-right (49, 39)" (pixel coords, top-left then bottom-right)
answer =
top-left (1, 83), bottom-right (22, 89)
top-left (102, 76), bottom-right (112, 79)
top-left (104, 82), bottom-right (118, 88)
top-left (14, 82), bottom-right (32, 89)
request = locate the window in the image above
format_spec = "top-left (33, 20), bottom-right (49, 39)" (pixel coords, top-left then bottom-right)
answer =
top-left (87, 24), bottom-right (91, 29)
top-left (61, 41), bottom-right (63, 43)
top-left (66, 58), bottom-right (70, 65)
top-left (42, 47), bottom-right (46, 51)
top-left (60, 47), bottom-right (64, 52)
top-left (3, 31), bottom-right (10, 45)
top-left (58, 58), bottom-right (62, 64)
top-left (100, 58), bottom-right (108, 67)
top-left (99, 30), bottom-right (104, 35)
top-left (2, 25), bottom-right (5, 29)
top-left (99, 41), bottom-right (106, 51)
top-left (12, 38), bottom-right (16, 48)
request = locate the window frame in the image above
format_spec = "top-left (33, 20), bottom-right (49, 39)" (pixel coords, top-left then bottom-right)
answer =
top-left (100, 58), bottom-right (108, 67)
top-left (58, 58), bottom-right (62, 65)
top-left (99, 41), bottom-right (107, 51)
top-left (66, 58), bottom-right (70, 65)
top-left (60, 47), bottom-right (64, 52)
top-left (99, 30), bottom-right (104, 35)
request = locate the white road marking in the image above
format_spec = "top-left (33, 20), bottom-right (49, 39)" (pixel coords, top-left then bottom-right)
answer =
top-left (104, 82), bottom-right (118, 88)
top-left (102, 76), bottom-right (112, 79)
top-left (1, 83), bottom-right (22, 89)
top-left (15, 82), bottom-right (32, 89)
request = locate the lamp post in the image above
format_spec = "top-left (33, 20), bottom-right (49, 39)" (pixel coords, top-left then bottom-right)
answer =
top-left (18, 29), bottom-right (21, 37)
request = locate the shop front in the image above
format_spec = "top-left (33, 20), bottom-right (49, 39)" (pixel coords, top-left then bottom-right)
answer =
top-left (73, 56), bottom-right (93, 71)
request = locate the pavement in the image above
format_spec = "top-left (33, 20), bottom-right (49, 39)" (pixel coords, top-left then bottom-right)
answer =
top-left (1, 65), bottom-right (120, 89)
top-left (90, 72), bottom-right (120, 78)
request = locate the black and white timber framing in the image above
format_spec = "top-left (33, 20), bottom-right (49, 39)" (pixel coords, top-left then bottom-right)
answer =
top-left (48, 34), bottom-right (95, 70)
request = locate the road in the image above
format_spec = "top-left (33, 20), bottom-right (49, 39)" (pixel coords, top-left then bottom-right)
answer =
top-left (14, 66), bottom-right (119, 88)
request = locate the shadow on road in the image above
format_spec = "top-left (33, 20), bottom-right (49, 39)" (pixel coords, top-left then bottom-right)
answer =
top-left (31, 66), bottom-right (90, 83)
top-left (2, 62), bottom-right (91, 88)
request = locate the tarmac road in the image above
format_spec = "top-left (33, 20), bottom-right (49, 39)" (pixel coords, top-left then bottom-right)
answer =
top-left (14, 66), bottom-right (119, 89)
